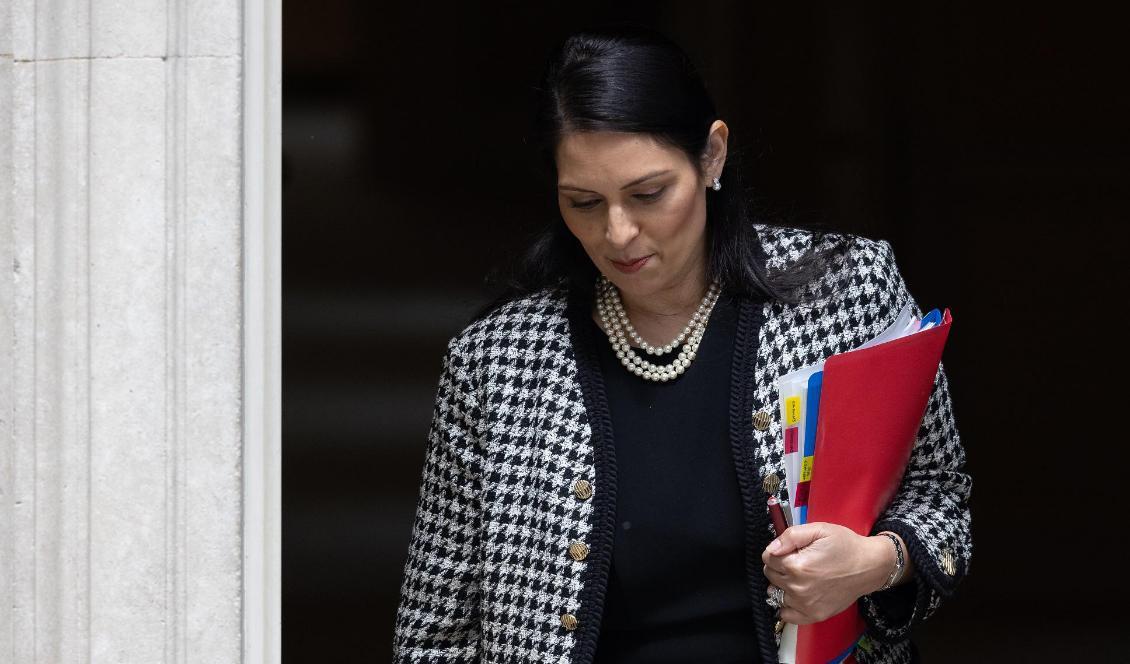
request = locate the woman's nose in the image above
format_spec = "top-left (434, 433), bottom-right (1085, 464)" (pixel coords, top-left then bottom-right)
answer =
top-left (605, 205), bottom-right (639, 247)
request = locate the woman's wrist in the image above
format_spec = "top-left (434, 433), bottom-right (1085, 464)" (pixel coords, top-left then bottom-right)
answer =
top-left (863, 530), bottom-right (917, 591)
top-left (876, 532), bottom-right (907, 589)
top-left (859, 534), bottom-right (894, 594)
top-left (862, 532), bottom-right (911, 594)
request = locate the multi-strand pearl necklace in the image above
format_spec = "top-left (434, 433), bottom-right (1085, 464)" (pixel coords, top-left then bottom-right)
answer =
top-left (594, 274), bottom-right (721, 382)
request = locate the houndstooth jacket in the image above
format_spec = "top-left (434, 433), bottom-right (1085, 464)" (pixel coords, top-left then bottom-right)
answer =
top-left (392, 224), bottom-right (973, 663)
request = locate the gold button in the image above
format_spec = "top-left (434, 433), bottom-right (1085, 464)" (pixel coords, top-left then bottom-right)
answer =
top-left (752, 410), bottom-right (772, 431)
top-left (774, 619), bottom-right (785, 635)
top-left (762, 473), bottom-right (781, 496)
top-left (560, 613), bottom-right (578, 631)
top-left (940, 547), bottom-right (957, 576)
top-left (573, 479), bottom-right (593, 500)
top-left (568, 541), bottom-right (590, 561)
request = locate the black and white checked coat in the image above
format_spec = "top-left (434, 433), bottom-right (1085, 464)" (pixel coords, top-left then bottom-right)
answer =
top-left (393, 224), bottom-right (973, 664)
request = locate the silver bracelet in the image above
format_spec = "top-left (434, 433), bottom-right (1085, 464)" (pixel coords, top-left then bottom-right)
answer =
top-left (877, 532), bottom-right (905, 591)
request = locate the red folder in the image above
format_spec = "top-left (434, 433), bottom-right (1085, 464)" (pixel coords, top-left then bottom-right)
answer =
top-left (795, 309), bottom-right (953, 663)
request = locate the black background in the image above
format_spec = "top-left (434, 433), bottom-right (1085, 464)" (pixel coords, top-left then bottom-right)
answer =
top-left (283, 2), bottom-right (1129, 660)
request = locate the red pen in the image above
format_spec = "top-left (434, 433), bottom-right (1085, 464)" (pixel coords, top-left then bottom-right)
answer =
top-left (767, 495), bottom-right (788, 537)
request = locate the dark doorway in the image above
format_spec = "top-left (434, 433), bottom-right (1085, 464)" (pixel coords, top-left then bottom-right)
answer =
top-left (284, 3), bottom-right (1128, 660)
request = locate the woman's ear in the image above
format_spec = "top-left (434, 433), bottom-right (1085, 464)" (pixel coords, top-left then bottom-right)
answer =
top-left (702, 119), bottom-right (729, 181)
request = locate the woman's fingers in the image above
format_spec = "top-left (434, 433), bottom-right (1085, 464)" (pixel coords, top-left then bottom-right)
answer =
top-left (763, 563), bottom-right (785, 586)
top-left (766, 583), bottom-right (819, 625)
top-left (763, 551), bottom-right (789, 577)
top-left (767, 581), bottom-right (829, 624)
top-left (763, 522), bottom-right (827, 561)
top-left (764, 565), bottom-right (811, 599)
top-left (763, 543), bottom-right (813, 578)
top-left (762, 522), bottom-right (871, 625)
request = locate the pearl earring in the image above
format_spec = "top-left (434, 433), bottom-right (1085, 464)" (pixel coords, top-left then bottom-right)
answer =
top-left (711, 176), bottom-right (721, 191)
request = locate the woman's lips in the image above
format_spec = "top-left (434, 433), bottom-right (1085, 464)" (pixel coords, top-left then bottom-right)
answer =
top-left (610, 254), bottom-right (653, 273)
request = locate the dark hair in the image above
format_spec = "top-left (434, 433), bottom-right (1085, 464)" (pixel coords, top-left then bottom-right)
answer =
top-left (471, 24), bottom-right (841, 324)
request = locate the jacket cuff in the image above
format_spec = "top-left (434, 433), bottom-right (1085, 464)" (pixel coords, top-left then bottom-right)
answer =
top-left (858, 518), bottom-right (959, 644)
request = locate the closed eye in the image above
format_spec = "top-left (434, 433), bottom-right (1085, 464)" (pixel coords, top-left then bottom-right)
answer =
top-left (569, 187), bottom-right (666, 210)
top-left (635, 187), bottom-right (665, 202)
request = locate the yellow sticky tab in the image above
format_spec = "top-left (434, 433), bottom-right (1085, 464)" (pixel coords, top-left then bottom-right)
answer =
top-left (785, 397), bottom-right (801, 425)
top-left (801, 456), bottom-right (814, 481)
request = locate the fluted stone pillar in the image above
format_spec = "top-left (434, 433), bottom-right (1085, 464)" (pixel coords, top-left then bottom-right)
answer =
top-left (0, 0), bottom-right (280, 661)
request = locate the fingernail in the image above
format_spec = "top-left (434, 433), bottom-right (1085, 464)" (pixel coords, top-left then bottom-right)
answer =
top-left (768, 539), bottom-right (781, 553)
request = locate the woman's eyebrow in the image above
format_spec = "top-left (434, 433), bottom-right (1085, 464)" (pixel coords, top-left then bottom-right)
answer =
top-left (558, 169), bottom-right (672, 193)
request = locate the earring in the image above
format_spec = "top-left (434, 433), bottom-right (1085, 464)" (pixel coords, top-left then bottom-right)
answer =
top-left (712, 176), bottom-right (721, 191)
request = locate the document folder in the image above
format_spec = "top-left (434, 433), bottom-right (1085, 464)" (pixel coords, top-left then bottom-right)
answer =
top-left (780, 308), bottom-right (954, 664)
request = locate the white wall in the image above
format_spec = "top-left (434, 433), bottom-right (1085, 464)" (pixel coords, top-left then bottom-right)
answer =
top-left (0, 0), bottom-right (278, 661)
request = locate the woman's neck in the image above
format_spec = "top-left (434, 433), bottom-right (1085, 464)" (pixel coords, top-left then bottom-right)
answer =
top-left (596, 266), bottom-right (713, 349)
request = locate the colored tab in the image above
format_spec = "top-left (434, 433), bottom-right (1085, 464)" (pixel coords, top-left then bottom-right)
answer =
top-left (800, 455), bottom-right (814, 482)
top-left (784, 427), bottom-right (799, 454)
top-left (785, 396), bottom-right (801, 425)
top-left (794, 482), bottom-right (810, 506)
top-left (803, 372), bottom-right (822, 456)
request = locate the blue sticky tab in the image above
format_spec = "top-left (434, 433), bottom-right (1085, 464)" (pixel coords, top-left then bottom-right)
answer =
top-left (803, 371), bottom-right (823, 457)
top-left (918, 309), bottom-right (941, 329)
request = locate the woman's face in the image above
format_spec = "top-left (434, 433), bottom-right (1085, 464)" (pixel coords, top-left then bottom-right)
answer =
top-left (555, 128), bottom-right (723, 306)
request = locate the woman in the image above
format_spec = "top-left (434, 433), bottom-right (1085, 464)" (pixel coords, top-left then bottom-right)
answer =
top-left (393, 25), bottom-right (971, 664)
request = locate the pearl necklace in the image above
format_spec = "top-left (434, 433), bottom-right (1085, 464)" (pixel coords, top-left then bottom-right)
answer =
top-left (594, 274), bottom-right (721, 382)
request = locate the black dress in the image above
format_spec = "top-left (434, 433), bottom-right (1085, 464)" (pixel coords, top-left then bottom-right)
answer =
top-left (587, 291), bottom-right (765, 664)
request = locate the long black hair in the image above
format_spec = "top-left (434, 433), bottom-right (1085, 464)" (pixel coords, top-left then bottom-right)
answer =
top-left (471, 24), bottom-right (842, 324)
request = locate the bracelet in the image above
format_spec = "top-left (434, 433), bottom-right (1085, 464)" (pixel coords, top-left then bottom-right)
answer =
top-left (876, 532), bottom-right (905, 591)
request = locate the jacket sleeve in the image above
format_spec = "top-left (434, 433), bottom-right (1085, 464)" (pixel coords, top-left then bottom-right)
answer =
top-left (393, 335), bottom-right (485, 663)
top-left (856, 239), bottom-right (974, 644)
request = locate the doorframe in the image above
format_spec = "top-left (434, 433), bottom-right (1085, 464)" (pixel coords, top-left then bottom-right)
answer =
top-left (242, 0), bottom-right (282, 661)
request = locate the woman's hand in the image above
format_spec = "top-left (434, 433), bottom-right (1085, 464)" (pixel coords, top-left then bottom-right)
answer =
top-left (761, 522), bottom-right (897, 625)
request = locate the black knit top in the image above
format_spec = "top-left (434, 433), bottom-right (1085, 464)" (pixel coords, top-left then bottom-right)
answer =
top-left (584, 291), bottom-right (766, 664)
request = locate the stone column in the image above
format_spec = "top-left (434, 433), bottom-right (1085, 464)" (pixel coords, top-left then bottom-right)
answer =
top-left (0, 0), bottom-right (277, 661)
